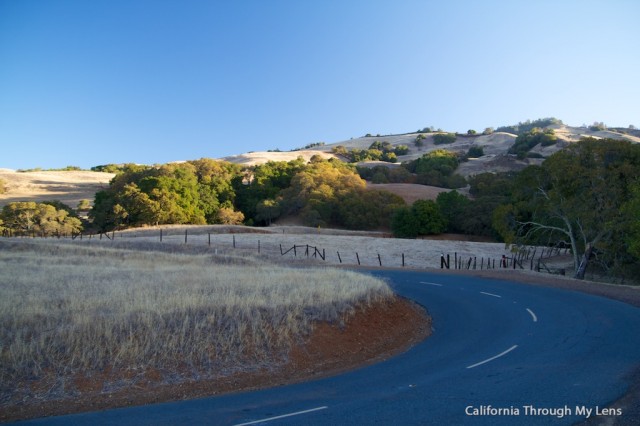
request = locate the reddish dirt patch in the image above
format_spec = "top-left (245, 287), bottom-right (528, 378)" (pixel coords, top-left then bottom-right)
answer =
top-left (0, 298), bottom-right (430, 423)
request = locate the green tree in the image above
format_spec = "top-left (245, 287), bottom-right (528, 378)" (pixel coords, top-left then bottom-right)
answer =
top-left (508, 128), bottom-right (557, 159)
top-left (391, 207), bottom-right (420, 238)
top-left (391, 200), bottom-right (446, 237)
top-left (436, 191), bottom-right (470, 233)
top-left (497, 138), bottom-right (640, 279)
top-left (0, 202), bottom-right (83, 235)
top-left (433, 133), bottom-right (457, 145)
top-left (412, 200), bottom-right (446, 235)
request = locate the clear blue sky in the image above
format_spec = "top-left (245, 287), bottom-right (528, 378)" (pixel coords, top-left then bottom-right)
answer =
top-left (1, 0), bottom-right (638, 169)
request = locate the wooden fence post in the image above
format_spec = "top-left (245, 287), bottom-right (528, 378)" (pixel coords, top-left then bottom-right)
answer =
top-left (337, 251), bottom-right (342, 263)
top-left (356, 252), bottom-right (360, 265)
top-left (377, 253), bottom-right (382, 267)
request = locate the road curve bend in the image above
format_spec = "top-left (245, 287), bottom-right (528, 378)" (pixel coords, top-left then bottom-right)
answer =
top-left (17, 271), bottom-right (640, 425)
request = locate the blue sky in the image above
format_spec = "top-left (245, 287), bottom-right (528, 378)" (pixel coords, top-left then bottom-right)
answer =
top-left (1, 0), bottom-right (638, 169)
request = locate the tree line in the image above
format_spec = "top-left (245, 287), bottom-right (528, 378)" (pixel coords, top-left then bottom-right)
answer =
top-left (388, 138), bottom-right (640, 280)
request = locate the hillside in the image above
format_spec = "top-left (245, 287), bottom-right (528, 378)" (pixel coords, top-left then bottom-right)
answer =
top-left (0, 169), bottom-right (114, 209)
top-left (2, 122), bottom-right (638, 211)
top-left (222, 124), bottom-right (640, 177)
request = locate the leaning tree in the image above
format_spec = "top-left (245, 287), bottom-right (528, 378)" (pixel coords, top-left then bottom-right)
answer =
top-left (495, 138), bottom-right (640, 279)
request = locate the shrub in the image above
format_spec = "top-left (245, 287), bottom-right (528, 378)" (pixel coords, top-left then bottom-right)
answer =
top-left (467, 146), bottom-right (484, 158)
top-left (508, 128), bottom-right (557, 159)
top-left (433, 133), bottom-right (457, 145)
top-left (394, 145), bottom-right (410, 156)
top-left (391, 200), bottom-right (446, 238)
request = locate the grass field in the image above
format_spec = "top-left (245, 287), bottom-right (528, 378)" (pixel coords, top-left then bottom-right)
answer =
top-left (0, 240), bottom-right (393, 402)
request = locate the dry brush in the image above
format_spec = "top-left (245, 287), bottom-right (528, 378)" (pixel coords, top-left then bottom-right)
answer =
top-left (0, 240), bottom-right (393, 402)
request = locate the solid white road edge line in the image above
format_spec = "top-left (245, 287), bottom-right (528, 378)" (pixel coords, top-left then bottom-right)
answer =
top-left (233, 406), bottom-right (328, 426)
top-left (526, 308), bottom-right (538, 322)
top-left (466, 345), bottom-right (519, 369)
top-left (480, 291), bottom-right (502, 298)
top-left (420, 281), bottom-right (443, 286)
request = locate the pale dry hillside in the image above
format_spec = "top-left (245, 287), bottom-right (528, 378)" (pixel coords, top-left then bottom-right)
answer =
top-left (0, 240), bottom-right (393, 403)
top-left (0, 169), bottom-right (114, 209)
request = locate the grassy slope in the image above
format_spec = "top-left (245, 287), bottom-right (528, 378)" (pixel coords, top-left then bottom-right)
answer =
top-left (0, 240), bottom-right (393, 402)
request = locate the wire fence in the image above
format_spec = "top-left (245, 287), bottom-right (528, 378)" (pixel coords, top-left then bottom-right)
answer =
top-left (1, 227), bottom-right (572, 275)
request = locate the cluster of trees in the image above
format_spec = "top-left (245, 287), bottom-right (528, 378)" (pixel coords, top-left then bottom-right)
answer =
top-left (91, 159), bottom-right (243, 230)
top-left (496, 117), bottom-right (563, 135)
top-left (356, 165), bottom-right (414, 184)
top-left (239, 157), bottom-right (405, 229)
top-left (390, 137), bottom-right (640, 280)
top-left (494, 138), bottom-right (640, 279)
top-left (403, 150), bottom-right (467, 188)
top-left (589, 122), bottom-right (607, 131)
top-left (91, 164), bottom-right (126, 173)
top-left (88, 156), bottom-right (406, 232)
top-left (0, 201), bottom-right (83, 235)
top-left (356, 149), bottom-right (469, 188)
top-left (508, 128), bottom-right (558, 159)
top-left (292, 142), bottom-right (325, 151)
top-left (331, 141), bottom-right (409, 163)
top-left (390, 186), bottom-right (507, 239)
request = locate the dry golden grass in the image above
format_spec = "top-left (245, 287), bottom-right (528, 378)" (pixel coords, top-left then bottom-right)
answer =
top-left (0, 239), bottom-right (393, 401)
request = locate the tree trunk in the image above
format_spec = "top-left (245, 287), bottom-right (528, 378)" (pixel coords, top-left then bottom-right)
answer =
top-left (574, 243), bottom-right (593, 280)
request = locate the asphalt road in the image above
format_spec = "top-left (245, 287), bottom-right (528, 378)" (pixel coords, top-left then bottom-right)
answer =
top-left (17, 270), bottom-right (640, 425)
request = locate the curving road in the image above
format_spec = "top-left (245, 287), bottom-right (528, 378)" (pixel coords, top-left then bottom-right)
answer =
top-left (18, 271), bottom-right (640, 425)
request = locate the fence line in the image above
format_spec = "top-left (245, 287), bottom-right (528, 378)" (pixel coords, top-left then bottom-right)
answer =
top-left (0, 230), bottom-right (571, 275)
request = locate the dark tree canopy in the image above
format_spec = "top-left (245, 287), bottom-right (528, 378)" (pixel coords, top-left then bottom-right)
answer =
top-left (495, 138), bottom-right (640, 279)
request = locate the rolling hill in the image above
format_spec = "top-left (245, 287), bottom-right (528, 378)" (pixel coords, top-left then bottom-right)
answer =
top-left (2, 122), bottom-right (638, 209)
